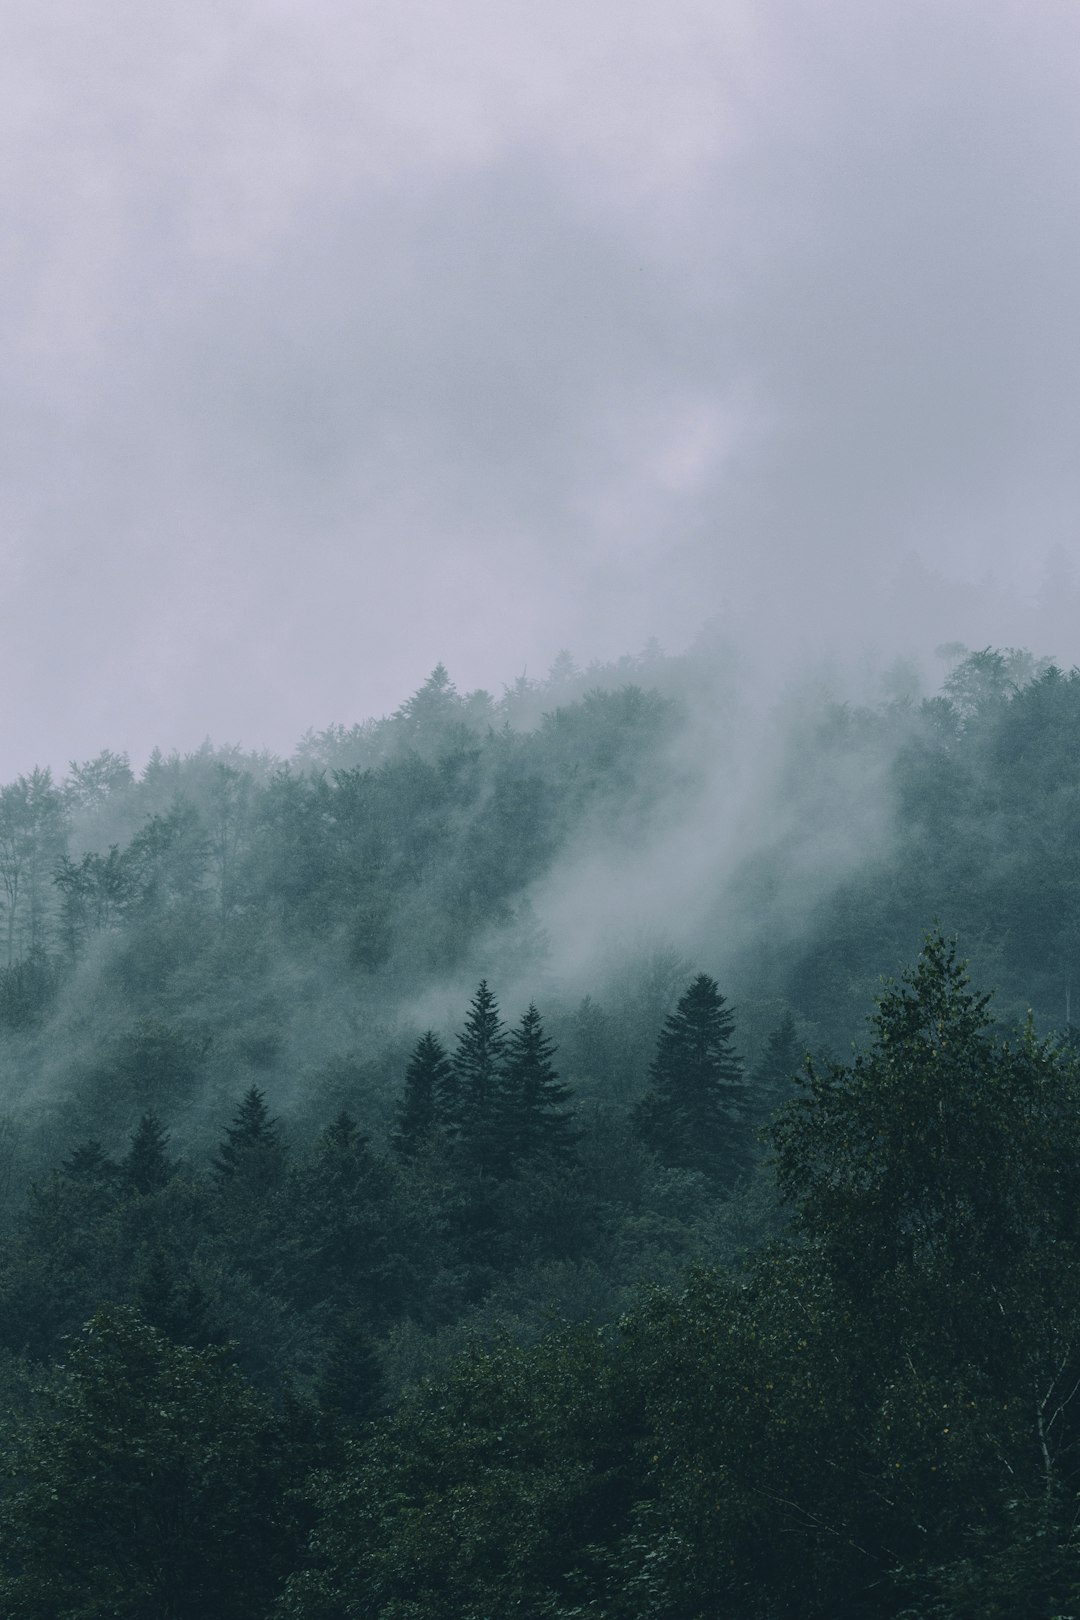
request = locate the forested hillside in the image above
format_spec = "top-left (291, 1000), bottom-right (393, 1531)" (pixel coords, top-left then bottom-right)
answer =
top-left (1, 643), bottom-right (1080, 1615)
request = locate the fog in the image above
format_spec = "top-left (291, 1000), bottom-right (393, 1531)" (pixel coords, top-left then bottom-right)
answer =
top-left (3, 0), bottom-right (1078, 781)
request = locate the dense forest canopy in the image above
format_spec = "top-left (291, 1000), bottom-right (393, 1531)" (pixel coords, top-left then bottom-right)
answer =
top-left (1, 641), bottom-right (1080, 1615)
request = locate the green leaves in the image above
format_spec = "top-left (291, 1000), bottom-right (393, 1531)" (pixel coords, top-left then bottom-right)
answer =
top-left (635, 974), bottom-right (751, 1185)
top-left (0, 1306), bottom-right (315, 1620)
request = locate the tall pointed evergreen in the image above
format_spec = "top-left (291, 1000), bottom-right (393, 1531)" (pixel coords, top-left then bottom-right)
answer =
top-left (393, 1032), bottom-right (454, 1159)
top-left (635, 974), bottom-right (749, 1185)
top-left (453, 981), bottom-right (506, 1171)
top-left (214, 1085), bottom-right (284, 1194)
top-left (123, 1112), bottom-right (173, 1196)
top-left (495, 1004), bottom-right (575, 1176)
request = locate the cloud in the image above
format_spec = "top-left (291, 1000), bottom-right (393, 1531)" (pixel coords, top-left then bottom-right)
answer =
top-left (2, 0), bottom-right (1078, 777)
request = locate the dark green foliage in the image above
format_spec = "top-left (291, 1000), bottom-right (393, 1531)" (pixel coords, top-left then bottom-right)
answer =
top-left (0, 1306), bottom-right (312, 1619)
top-left (452, 980), bottom-right (507, 1170)
top-left (279, 1326), bottom-right (635, 1620)
top-left (315, 1307), bottom-right (385, 1428)
top-left (214, 1084), bottom-right (285, 1194)
top-left (283, 1112), bottom-right (407, 1327)
top-left (60, 1139), bottom-right (117, 1185)
top-left (494, 1003), bottom-right (575, 1176)
top-left (392, 1031), bottom-right (452, 1159)
top-left (277, 938), bottom-right (1080, 1620)
top-left (635, 973), bottom-right (751, 1184)
top-left (3, 652), bottom-right (1080, 1615)
top-left (134, 1250), bottom-right (224, 1350)
top-left (122, 1111), bottom-right (173, 1195)
top-left (749, 1010), bottom-right (802, 1124)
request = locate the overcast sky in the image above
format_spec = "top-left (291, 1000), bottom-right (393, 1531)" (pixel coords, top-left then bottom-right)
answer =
top-left (3, 0), bottom-right (1079, 778)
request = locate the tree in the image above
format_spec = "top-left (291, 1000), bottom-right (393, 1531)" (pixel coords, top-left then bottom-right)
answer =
top-left (315, 1307), bottom-right (385, 1429)
top-left (214, 1085), bottom-right (285, 1194)
top-left (392, 663), bottom-right (468, 758)
top-left (127, 797), bottom-right (210, 911)
top-left (134, 1251), bottom-right (223, 1350)
top-left (280, 1326), bottom-right (630, 1620)
top-left (63, 749), bottom-right (135, 813)
top-left (494, 1003), bottom-right (575, 1176)
top-left (392, 1031), bottom-right (453, 1159)
top-left (635, 973), bottom-right (750, 1184)
top-left (122, 1112), bottom-right (173, 1196)
top-left (0, 1306), bottom-right (312, 1619)
top-left (770, 933), bottom-right (1080, 1340)
top-left (750, 1011), bottom-right (803, 1126)
top-left (452, 980), bottom-right (507, 1170)
top-left (54, 846), bottom-right (133, 958)
top-left (0, 769), bottom-right (66, 965)
top-left (207, 763), bottom-right (253, 916)
top-left (284, 1113), bottom-right (404, 1326)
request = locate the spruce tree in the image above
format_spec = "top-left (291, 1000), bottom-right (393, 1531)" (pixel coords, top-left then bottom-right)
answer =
top-left (61, 1140), bottom-right (118, 1185)
top-left (213, 1085), bottom-right (284, 1194)
top-left (453, 981), bottom-right (506, 1172)
top-left (392, 1031), bottom-right (453, 1159)
top-left (495, 1004), bottom-right (575, 1176)
top-left (634, 974), bottom-right (749, 1184)
top-left (122, 1112), bottom-right (173, 1196)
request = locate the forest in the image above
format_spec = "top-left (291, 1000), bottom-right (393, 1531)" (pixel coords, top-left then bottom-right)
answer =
top-left (1, 640), bottom-right (1080, 1616)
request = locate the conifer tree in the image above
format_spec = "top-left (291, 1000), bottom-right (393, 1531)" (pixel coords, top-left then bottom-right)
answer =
top-left (392, 1031), bottom-right (453, 1159)
top-left (122, 1112), bottom-right (173, 1196)
top-left (495, 1004), bottom-right (575, 1176)
top-left (213, 1085), bottom-right (284, 1194)
top-left (453, 981), bottom-right (506, 1172)
top-left (634, 974), bottom-right (750, 1184)
top-left (61, 1140), bottom-right (118, 1185)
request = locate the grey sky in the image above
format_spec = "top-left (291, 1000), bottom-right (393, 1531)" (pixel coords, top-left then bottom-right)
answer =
top-left (3, 0), bottom-right (1079, 779)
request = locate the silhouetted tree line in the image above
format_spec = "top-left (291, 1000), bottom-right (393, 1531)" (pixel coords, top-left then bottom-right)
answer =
top-left (0, 939), bottom-right (1078, 1614)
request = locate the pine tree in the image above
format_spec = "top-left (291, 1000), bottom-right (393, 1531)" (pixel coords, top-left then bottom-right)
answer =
top-left (214, 1085), bottom-right (284, 1194)
top-left (61, 1140), bottom-right (118, 1185)
top-left (635, 974), bottom-right (749, 1185)
top-left (122, 1112), bottom-right (173, 1196)
top-left (495, 1004), bottom-right (575, 1176)
top-left (392, 1032), bottom-right (453, 1159)
top-left (453, 981), bottom-right (506, 1171)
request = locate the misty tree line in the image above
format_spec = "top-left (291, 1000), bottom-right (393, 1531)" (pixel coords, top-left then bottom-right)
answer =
top-left (4, 938), bottom-right (1080, 1616)
top-left (3, 644), bottom-right (1080, 1055)
top-left (0, 664), bottom-right (678, 1030)
top-left (0, 645), bottom-right (1079, 1612)
top-left (0, 964), bottom-right (770, 1379)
